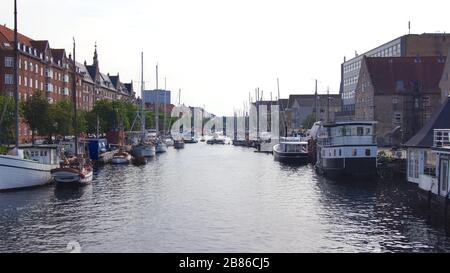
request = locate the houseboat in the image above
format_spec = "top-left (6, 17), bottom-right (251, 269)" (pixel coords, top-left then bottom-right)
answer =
top-left (405, 98), bottom-right (450, 208)
top-left (273, 137), bottom-right (309, 164)
top-left (315, 121), bottom-right (378, 178)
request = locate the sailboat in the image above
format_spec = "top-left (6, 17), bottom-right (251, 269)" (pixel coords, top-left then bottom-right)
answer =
top-left (173, 89), bottom-right (185, 149)
top-left (131, 52), bottom-right (156, 158)
top-left (51, 39), bottom-right (93, 185)
top-left (0, 1), bottom-right (59, 191)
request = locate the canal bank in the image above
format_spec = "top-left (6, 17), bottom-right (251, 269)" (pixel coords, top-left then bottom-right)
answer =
top-left (1, 143), bottom-right (450, 253)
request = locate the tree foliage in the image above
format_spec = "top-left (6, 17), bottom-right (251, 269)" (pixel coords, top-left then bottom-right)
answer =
top-left (302, 114), bottom-right (316, 130)
top-left (0, 95), bottom-right (15, 145)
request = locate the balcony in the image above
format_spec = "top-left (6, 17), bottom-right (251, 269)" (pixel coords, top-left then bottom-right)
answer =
top-left (45, 84), bottom-right (53, 93)
top-left (44, 69), bottom-right (53, 79)
top-left (434, 129), bottom-right (450, 148)
top-left (63, 75), bottom-right (69, 83)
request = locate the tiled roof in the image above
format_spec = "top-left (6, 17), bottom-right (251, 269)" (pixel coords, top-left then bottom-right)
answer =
top-left (0, 24), bottom-right (33, 46)
top-left (288, 94), bottom-right (340, 108)
top-left (51, 49), bottom-right (65, 62)
top-left (30, 40), bottom-right (49, 53)
top-left (364, 56), bottom-right (447, 95)
top-left (76, 62), bottom-right (94, 84)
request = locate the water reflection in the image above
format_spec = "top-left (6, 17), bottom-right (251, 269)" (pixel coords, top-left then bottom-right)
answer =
top-left (1, 144), bottom-right (450, 252)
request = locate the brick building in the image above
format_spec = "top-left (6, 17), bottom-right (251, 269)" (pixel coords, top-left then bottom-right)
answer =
top-left (355, 56), bottom-right (446, 146)
top-left (339, 33), bottom-right (450, 120)
top-left (0, 25), bottom-right (135, 142)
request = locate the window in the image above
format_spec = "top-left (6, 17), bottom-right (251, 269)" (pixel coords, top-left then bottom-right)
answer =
top-left (4, 57), bottom-right (13, 67)
top-left (4, 74), bottom-right (13, 85)
top-left (357, 127), bottom-right (364, 136)
top-left (392, 96), bottom-right (399, 104)
top-left (423, 96), bottom-right (431, 107)
top-left (339, 149), bottom-right (342, 157)
top-left (24, 60), bottom-right (27, 71)
top-left (365, 149), bottom-right (371, 156)
top-left (352, 149), bottom-right (357, 156)
top-left (393, 112), bottom-right (402, 124)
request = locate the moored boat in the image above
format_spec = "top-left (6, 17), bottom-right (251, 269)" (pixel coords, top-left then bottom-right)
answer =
top-left (273, 137), bottom-right (309, 164)
top-left (174, 139), bottom-right (185, 149)
top-left (51, 159), bottom-right (93, 185)
top-left (111, 150), bottom-right (132, 164)
top-left (315, 121), bottom-right (378, 178)
top-left (0, 146), bottom-right (59, 191)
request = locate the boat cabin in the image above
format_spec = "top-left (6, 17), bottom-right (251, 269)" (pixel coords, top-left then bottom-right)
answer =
top-left (22, 145), bottom-right (59, 165)
top-left (428, 129), bottom-right (450, 199)
top-left (279, 137), bottom-right (308, 153)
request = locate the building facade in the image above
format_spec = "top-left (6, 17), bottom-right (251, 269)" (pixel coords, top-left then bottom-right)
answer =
top-left (339, 33), bottom-right (450, 120)
top-left (0, 25), bottom-right (135, 142)
top-left (143, 89), bottom-right (171, 105)
top-left (355, 56), bottom-right (446, 146)
top-left (285, 94), bottom-right (340, 133)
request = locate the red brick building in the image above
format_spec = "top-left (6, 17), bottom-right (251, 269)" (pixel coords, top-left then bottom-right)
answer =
top-left (355, 56), bottom-right (446, 146)
top-left (0, 25), bottom-right (135, 143)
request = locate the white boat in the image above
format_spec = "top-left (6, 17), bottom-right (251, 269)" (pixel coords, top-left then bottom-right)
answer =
top-left (273, 137), bottom-right (309, 164)
top-left (111, 150), bottom-right (132, 164)
top-left (51, 162), bottom-right (93, 184)
top-left (0, 147), bottom-right (59, 191)
top-left (165, 138), bottom-right (174, 146)
top-left (155, 140), bottom-right (167, 153)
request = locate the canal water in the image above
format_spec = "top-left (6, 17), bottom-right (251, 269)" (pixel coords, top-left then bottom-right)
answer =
top-left (1, 143), bottom-right (450, 253)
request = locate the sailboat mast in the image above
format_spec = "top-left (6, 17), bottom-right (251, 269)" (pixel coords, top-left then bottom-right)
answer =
top-left (13, 0), bottom-right (19, 149)
top-left (72, 38), bottom-right (78, 157)
top-left (140, 52), bottom-right (145, 136)
top-left (155, 64), bottom-right (159, 133)
top-left (163, 77), bottom-right (166, 135)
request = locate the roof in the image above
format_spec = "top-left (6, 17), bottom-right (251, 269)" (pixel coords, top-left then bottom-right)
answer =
top-left (51, 48), bottom-right (65, 63)
top-left (405, 98), bottom-right (450, 148)
top-left (76, 62), bottom-right (94, 84)
top-left (0, 24), bottom-right (33, 46)
top-left (30, 40), bottom-right (49, 53)
top-left (288, 94), bottom-right (340, 108)
top-left (364, 56), bottom-right (446, 95)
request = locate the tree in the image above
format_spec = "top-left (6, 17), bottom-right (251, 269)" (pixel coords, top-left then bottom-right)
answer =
top-left (21, 90), bottom-right (51, 143)
top-left (302, 114), bottom-right (316, 130)
top-left (0, 95), bottom-right (15, 145)
top-left (50, 99), bottom-right (73, 139)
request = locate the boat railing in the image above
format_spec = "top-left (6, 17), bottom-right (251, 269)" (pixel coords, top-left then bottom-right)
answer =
top-left (434, 129), bottom-right (450, 148)
top-left (318, 135), bottom-right (376, 146)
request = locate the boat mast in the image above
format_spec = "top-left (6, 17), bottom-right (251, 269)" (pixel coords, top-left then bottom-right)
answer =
top-left (140, 52), bottom-right (145, 141)
top-left (155, 64), bottom-right (159, 133)
top-left (163, 77), bottom-right (166, 135)
top-left (13, 0), bottom-right (19, 149)
top-left (72, 38), bottom-right (78, 157)
top-left (315, 79), bottom-right (318, 122)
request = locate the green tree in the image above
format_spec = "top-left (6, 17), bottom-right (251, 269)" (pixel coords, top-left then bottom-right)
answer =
top-left (0, 95), bottom-right (15, 145)
top-left (302, 114), bottom-right (316, 130)
top-left (50, 99), bottom-right (73, 139)
top-left (21, 90), bottom-right (51, 143)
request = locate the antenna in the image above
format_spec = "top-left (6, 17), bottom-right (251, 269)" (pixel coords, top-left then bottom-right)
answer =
top-left (408, 21), bottom-right (411, 35)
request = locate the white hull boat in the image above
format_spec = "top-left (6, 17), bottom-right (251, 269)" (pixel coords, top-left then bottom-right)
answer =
top-left (111, 152), bottom-right (132, 164)
top-left (0, 155), bottom-right (58, 191)
top-left (51, 167), bottom-right (93, 184)
top-left (156, 142), bottom-right (167, 153)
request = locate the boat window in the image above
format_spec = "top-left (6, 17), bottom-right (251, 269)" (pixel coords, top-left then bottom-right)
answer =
top-left (339, 149), bottom-right (342, 157)
top-left (334, 149), bottom-right (337, 157)
top-left (357, 127), bottom-right (364, 136)
top-left (352, 149), bottom-right (357, 156)
top-left (365, 128), bottom-right (371, 135)
top-left (365, 149), bottom-right (371, 156)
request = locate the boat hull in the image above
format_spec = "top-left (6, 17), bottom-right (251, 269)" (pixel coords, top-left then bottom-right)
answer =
top-left (156, 144), bottom-right (167, 153)
top-left (174, 142), bottom-right (185, 149)
top-left (51, 168), bottom-right (93, 185)
top-left (316, 157), bottom-right (377, 179)
top-left (131, 145), bottom-right (156, 157)
top-left (111, 155), bottom-right (131, 164)
top-left (0, 155), bottom-right (57, 191)
top-left (273, 149), bottom-right (309, 164)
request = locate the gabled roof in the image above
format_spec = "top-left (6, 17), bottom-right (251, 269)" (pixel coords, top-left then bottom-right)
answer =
top-left (51, 49), bottom-right (65, 63)
top-left (287, 94), bottom-right (340, 108)
top-left (364, 56), bottom-right (447, 95)
top-left (85, 65), bottom-right (98, 82)
top-left (30, 40), bottom-right (49, 53)
top-left (405, 98), bottom-right (450, 148)
top-left (76, 62), bottom-right (94, 84)
top-left (108, 75), bottom-right (119, 88)
top-left (124, 83), bottom-right (133, 94)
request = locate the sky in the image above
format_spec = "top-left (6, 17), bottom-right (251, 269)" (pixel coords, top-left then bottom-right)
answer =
top-left (1, 0), bottom-right (450, 116)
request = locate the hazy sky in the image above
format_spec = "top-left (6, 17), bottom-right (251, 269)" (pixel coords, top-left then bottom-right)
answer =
top-left (1, 0), bottom-right (450, 115)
